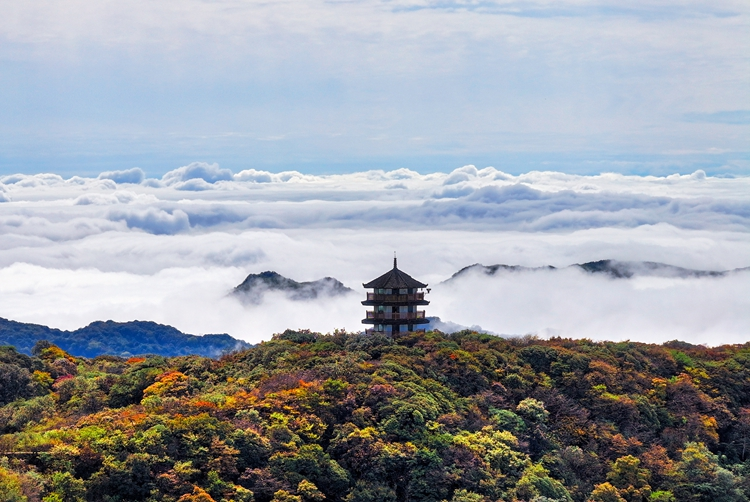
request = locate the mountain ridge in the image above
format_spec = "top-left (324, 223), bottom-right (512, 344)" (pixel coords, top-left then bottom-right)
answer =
top-left (0, 317), bottom-right (250, 358)
top-left (445, 259), bottom-right (749, 282)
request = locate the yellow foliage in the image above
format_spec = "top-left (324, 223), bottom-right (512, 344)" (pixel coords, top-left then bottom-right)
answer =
top-left (700, 415), bottom-right (719, 442)
top-left (33, 370), bottom-right (54, 387)
top-left (39, 345), bottom-right (75, 363)
top-left (143, 371), bottom-right (189, 398)
top-left (177, 486), bottom-right (215, 502)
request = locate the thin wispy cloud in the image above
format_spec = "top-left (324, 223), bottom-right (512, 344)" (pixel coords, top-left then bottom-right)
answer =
top-left (683, 111), bottom-right (750, 125)
top-left (0, 0), bottom-right (747, 174)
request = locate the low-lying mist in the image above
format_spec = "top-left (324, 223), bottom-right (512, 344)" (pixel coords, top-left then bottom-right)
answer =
top-left (433, 266), bottom-right (750, 344)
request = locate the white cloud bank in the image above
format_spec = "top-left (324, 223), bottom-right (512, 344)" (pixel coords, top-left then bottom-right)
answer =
top-left (0, 165), bottom-right (748, 345)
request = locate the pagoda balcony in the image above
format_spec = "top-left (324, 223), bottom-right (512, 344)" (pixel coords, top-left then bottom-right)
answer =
top-left (365, 328), bottom-right (426, 335)
top-left (365, 311), bottom-right (426, 320)
top-left (365, 292), bottom-right (425, 303)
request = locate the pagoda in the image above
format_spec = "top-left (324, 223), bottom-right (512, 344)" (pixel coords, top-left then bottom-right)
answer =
top-left (362, 257), bottom-right (430, 334)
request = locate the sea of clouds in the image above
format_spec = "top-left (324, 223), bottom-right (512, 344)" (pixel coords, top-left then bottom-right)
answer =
top-left (1, 163), bottom-right (749, 345)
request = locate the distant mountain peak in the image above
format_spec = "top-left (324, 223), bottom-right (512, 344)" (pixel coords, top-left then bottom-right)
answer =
top-left (233, 271), bottom-right (354, 304)
top-left (446, 263), bottom-right (556, 281)
top-left (575, 260), bottom-right (730, 279)
top-left (445, 260), bottom-right (744, 283)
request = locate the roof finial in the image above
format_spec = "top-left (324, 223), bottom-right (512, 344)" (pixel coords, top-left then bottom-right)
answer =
top-left (393, 251), bottom-right (397, 269)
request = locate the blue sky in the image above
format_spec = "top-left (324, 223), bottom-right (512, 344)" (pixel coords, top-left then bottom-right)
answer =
top-left (1, 0), bottom-right (748, 177)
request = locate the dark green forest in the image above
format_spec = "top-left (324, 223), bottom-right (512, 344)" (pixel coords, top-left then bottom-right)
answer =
top-left (1, 330), bottom-right (749, 501)
top-left (0, 318), bottom-right (250, 358)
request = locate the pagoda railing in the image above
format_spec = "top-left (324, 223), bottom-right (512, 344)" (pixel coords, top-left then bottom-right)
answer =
top-left (365, 311), bottom-right (426, 320)
top-left (366, 293), bottom-right (425, 302)
top-left (365, 328), bottom-right (426, 335)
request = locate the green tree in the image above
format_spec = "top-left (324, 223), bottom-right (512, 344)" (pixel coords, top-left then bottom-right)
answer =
top-left (649, 492), bottom-right (675, 502)
top-left (516, 398), bottom-right (553, 457)
top-left (0, 363), bottom-right (33, 405)
top-left (269, 444), bottom-right (349, 498)
top-left (344, 480), bottom-right (397, 502)
top-left (515, 464), bottom-right (573, 502)
top-left (45, 472), bottom-right (85, 502)
top-left (516, 398), bottom-right (550, 424)
top-left (672, 442), bottom-right (747, 502)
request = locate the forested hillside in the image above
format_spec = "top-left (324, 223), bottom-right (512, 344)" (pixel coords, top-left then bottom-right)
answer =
top-left (0, 318), bottom-right (250, 358)
top-left (1, 330), bottom-right (749, 502)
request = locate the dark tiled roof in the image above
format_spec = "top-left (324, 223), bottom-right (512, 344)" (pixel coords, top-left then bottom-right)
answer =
top-left (363, 259), bottom-right (428, 289)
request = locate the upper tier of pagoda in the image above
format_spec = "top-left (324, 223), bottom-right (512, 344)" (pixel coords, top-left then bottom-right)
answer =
top-left (363, 257), bottom-right (427, 290)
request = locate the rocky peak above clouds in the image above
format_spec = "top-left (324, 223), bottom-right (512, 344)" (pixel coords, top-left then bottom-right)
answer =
top-left (233, 271), bottom-right (354, 304)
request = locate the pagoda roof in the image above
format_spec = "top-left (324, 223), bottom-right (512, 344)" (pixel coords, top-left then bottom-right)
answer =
top-left (363, 258), bottom-right (428, 289)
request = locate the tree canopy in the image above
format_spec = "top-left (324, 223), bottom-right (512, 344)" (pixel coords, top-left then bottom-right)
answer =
top-left (0, 330), bottom-right (749, 501)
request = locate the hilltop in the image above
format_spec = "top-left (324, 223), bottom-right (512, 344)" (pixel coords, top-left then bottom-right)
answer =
top-left (0, 330), bottom-right (748, 501)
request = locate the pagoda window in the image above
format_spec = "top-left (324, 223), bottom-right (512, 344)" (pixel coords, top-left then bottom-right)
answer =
top-left (399, 325), bottom-right (408, 332)
top-left (378, 288), bottom-right (385, 294)
top-left (399, 288), bottom-right (408, 294)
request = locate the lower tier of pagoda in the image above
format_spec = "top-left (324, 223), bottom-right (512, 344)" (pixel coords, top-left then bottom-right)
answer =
top-left (362, 311), bottom-right (429, 324)
top-left (365, 328), bottom-right (426, 335)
